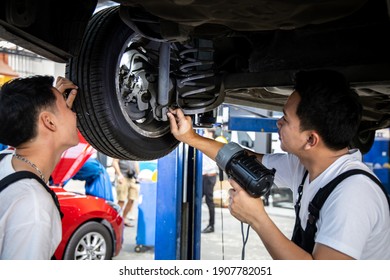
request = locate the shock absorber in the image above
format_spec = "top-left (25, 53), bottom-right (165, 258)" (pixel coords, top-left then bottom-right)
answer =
top-left (176, 41), bottom-right (223, 115)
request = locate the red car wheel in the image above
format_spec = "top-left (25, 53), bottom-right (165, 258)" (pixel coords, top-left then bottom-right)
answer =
top-left (63, 221), bottom-right (113, 260)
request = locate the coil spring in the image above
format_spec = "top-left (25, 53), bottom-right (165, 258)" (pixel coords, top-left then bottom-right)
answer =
top-left (176, 46), bottom-right (218, 110)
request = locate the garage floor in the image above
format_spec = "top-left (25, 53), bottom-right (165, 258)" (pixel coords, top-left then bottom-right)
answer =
top-left (113, 202), bottom-right (295, 260)
top-left (64, 179), bottom-right (295, 260)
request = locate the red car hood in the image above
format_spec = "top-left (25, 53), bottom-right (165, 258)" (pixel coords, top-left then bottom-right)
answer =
top-left (51, 186), bottom-right (87, 199)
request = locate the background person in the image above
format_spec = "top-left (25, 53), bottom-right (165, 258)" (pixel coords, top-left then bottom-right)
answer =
top-left (0, 144), bottom-right (8, 151)
top-left (71, 157), bottom-right (114, 202)
top-left (112, 158), bottom-right (140, 227)
top-left (201, 129), bottom-right (218, 233)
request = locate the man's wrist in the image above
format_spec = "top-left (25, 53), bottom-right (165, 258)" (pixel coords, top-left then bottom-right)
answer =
top-left (185, 133), bottom-right (204, 148)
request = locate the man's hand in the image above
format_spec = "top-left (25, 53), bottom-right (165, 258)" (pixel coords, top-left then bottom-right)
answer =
top-left (55, 76), bottom-right (78, 109)
top-left (167, 107), bottom-right (226, 161)
top-left (228, 179), bottom-right (265, 225)
top-left (117, 173), bottom-right (125, 184)
top-left (167, 108), bottom-right (197, 144)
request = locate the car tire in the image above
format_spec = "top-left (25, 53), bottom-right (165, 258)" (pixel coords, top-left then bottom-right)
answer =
top-left (63, 221), bottom-right (113, 260)
top-left (349, 130), bottom-right (375, 155)
top-left (66, 6), bottom-right (179, 160)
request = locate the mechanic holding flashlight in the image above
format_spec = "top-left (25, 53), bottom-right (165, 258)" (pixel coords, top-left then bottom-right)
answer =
top-left (168, 69), bottom-right (390, 260)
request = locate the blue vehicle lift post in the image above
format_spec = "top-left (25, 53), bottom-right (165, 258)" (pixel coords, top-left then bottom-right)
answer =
top-left (154, 142), bottom-right (203, 259)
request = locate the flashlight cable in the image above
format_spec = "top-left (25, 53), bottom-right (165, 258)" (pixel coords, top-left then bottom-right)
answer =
top-left (241, 222), bottom-right (250, 260)
top-left (219, 179), bottom-right (225, 260)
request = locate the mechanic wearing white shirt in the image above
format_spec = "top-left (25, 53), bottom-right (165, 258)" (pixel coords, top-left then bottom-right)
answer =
top-left (168, 69), bottom-right (390, 259)
top-left (0, 76), bottom-right (78, 259)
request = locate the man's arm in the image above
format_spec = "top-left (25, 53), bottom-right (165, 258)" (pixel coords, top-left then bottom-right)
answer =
top-left (112, 159), bottom-right (120, 175)
top-left (134, 161), bottom-right (140, 176)
top-left (167, 108), bottom-right (224, 160)
top-left (167, 108), bottom-right (265, 162)
top-left (228, 180), bottom-right (353, 260)
top-left (112, 158), bottom-right (124, 183)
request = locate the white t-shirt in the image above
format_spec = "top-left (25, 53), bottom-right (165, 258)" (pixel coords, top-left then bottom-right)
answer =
top-left (202, 153), bottom-right (218, 175)
top-left (0, 152), bottom-right (62, 259)
top-left (263, 149), bottom-right (390, 259)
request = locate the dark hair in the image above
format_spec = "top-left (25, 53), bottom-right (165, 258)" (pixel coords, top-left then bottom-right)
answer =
top-left (294, 70), bottom-right (362, 150)
top-left (0, 75), bottom-right (56, 147)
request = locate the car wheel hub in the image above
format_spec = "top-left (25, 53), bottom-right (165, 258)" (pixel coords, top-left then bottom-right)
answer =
top-left (116, 42), bottom-right (172, 138)
top-left (74, 232), bottom-right (107, 260)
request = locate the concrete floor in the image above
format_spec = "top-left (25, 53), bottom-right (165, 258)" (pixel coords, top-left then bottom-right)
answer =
top-left (64, 179), bottom-right (295, 260)
top-left (113, 203), bottom-right (295, 260)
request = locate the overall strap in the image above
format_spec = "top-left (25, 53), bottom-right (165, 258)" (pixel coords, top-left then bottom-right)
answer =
top-left (295, 170), bottom-right (309, 215)
top-left (0, 155), bottom-right (63, 219)
top-left (291, 170), bottom-right (309, 250)
top-left (0, 153), bottom-right (8, 161)
top-left (292, 168), bottom-right (389, 253)
top-left (308, 169), bottom-right (390, 224)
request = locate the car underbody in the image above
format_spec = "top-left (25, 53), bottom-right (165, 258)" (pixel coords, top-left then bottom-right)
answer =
top-left (0, 0), bottom-right (389, 158)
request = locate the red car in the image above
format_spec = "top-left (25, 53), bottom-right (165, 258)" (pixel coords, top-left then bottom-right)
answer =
top-left (51, 133), bottom-right (124, 260)
top-left (52, 186), bottom-right (123, 260)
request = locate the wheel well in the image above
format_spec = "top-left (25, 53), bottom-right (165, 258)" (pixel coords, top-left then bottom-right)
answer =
top-left (62, 218), bottom-right (116, 259)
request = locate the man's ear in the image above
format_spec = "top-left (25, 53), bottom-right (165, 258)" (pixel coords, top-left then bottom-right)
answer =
top-left (40, 112), bottom-right (56, 131)
top-left (305, 132), bottom-right (319, 149)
